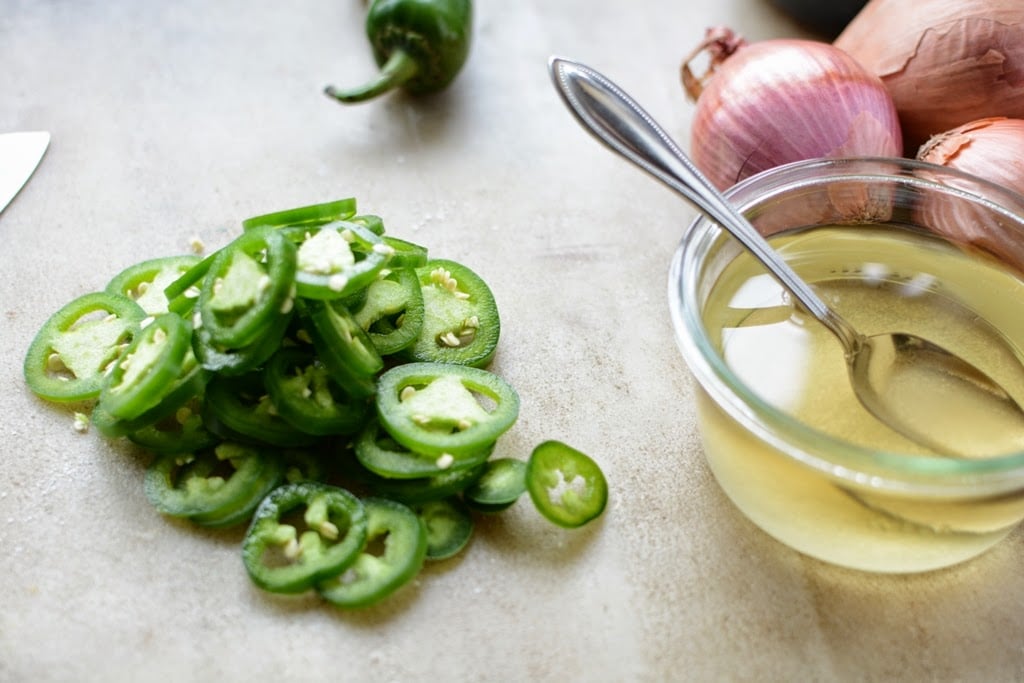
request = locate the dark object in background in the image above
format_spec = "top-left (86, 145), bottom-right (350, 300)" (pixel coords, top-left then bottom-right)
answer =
top-left (769, 0), bottom-right (868, 37)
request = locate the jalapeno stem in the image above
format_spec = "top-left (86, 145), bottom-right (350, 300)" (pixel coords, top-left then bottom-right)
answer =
top-left (325, 50), bottom-right (421, 104)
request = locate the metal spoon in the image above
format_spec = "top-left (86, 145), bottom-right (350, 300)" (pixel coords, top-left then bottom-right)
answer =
top-left (548, 55), bottom-right (1024, 457)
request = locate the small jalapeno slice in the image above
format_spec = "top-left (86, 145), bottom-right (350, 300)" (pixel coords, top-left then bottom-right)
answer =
top-left (92, 352), bottom-right (208, 439)
top-left (241, 482), bottom-right (368, 594)
top-left (99, 313), bottom-right (192, 420)
top-left (362, 461), bottom-right (488, 506)
top-left (241, 197), bottom-right (358, 232)
top-left (285, 220), bottom-right (393, 301)
top-left (352, 266), bottom-right (425, 356)
top-left (526, 441), bottom-right (608, 529)
top-left (405, 259), bottom-right (500, 368)
top-left (376, 362), bottom-right (519, 457)
top-left (416, 497), bottom-right (474, 561)
top-left (198, 227), bottom-right (297, 349)
top-left (317, 497), bottom-right (427, 609)
top-left (354, 417), bottom-right (492, 479)
top-left (23, 292), bottom-right (146, 402)
top-left (106, 255), bottom-right (203, 315)
top-left (263, 347), bottom-right (368, 436)
top-left (144, 442), bottom-right (285, 527)
top-left (463, 457), bottom-right (527, 513)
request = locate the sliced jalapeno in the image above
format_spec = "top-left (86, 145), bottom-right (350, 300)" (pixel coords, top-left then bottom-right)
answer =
top-left (106, 255), bottom-right (203, 315)
top-left (362, 461), bottom-right (487, 505)
top-left (463, 457), bottom-right (527, 513)
top-left (285, 220), bottom-right (393, 301)
top-left (416, 497), bottom-right (473, 561)
top-left (198, 227), bottom-right (297, 349)
top-left (354, 417), bottom-right (492, 479)
top-left (406, 259), bottom-right (500, 368)
top-left (23, 292), bottom-right (146, 402)
top-left (242, 197), bottom-right (358, 232)
top-left (92, 352), bottom-right (208, 439)
top-left (263, 347), bottom-right (368, 436)
top-left (352, 266), bottom-right (425, 356)
top-left (317, 497), bottom-right (427, 609)
top-left (526, 440), bottom-right (608, 529)
top-left (241, 482), bottom-right (368, 594)
top-left (99, 313), bottom-right (191, 420)
top-left (376, 362), bottom-right (519, 457)
top-left (144, 442), bottom-right (285, 528)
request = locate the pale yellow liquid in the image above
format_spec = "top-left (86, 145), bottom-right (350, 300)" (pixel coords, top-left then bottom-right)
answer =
top-left (699, 225), bottom-right (1024, 572)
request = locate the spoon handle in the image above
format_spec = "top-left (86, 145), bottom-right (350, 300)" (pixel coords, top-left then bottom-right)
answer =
top-left (548, 56), bottom-right (860, 350)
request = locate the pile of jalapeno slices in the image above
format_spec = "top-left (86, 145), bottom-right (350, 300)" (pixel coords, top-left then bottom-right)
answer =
top-left (23, 198), bottom-right (608, 610)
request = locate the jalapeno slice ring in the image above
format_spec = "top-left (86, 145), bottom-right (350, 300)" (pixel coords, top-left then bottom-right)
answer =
top-left (23, 292), bottom-right (146, 402)
top-left (284, 220), bottom-right (393, 301)
top-left (376, 362), bottom-right (519, 457)
top-left (145, 442), bottom-right (285, 528)
top-left (352, 266), bottom-right (425, 356)
top-left (526, 441), bottom-right (608, 529)
top-left (242, 482), bottom-right (368, 594)
top-left (241, 197), bottom-right (358, 232)
top-left (406, 259), bottom-right (500, 368)
top-left (198, 227), bottom-right (297, 349)
top-left (317, 497), bottom-right (427, 609)
top-left (99, 313), bottom-right (192, 420)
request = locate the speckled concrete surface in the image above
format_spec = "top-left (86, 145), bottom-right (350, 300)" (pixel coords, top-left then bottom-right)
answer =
top-left (2, 2), bottom-right (1023, 681)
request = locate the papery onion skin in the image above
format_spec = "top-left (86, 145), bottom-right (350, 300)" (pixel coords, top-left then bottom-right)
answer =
top-left (835, 0), bottom-right (1024, 153)
top-left (683, 28), bottom-right (902, 191)
top-left (918, 117), bottom-right (1024, 196)
top-left (916, 117), bottom-right (1024, 272)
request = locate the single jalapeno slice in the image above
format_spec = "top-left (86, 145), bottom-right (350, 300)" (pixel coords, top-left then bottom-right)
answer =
top-left (164, 251), bottom-right (217, 316)
top-left (352, 267), bottom-right (425, 356)
top-left (284, 220), bottom-right (393, 301)
top-left (92, 352), bottom-right (208, 439)
top-left (144, 442), bottom-right (285, 527)
top-left (463, 457), bottom-right (527, 513)
top-left (23, 292), bottom-right (146, 402)
top-left (198, 226), bottom-right (297, 349)
top-left (376, 362), bottom-right (519, 457)
top-left (354, 417), bottom-right (493, 480)
top-left (317, 497), bottom-right (427, 609)
top-left (106, 255), bottom-right (203, 315)
top-left (297, 299), bottom-right (380, 398)
top-left (416, 497), bottom-right (473, 561)
top-left (241, 197), bottom-right (358, 232)
top-left (242, 482), bottom-right (368, 594)
top-left (526, 441), bottom-right (608, 529)
top-left (263, 347), bottom-right (367, 436)
top-left (203, 372), bottom-right (320, 448)
top-left (99, 313), bottom-right (192, 420)
top-left (405, 259), bottom-right (500, 368)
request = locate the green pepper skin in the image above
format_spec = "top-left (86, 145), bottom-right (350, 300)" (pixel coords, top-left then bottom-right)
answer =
top-left (324, 0), bottom-right (472, 103)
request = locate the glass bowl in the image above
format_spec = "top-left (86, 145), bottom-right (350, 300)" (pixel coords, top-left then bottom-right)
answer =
top-left (668, 157), bottom-right (1024, 573)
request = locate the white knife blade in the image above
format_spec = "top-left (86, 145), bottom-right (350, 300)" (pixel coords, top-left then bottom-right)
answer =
top-left (0, 131), bottom-right (50, 215)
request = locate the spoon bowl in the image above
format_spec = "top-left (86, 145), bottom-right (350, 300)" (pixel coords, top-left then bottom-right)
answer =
top-left (548, 55), bottom-right (1024, 457)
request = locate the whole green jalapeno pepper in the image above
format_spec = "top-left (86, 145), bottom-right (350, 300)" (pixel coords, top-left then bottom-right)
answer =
top-left (324, 0), bottom-right (472, 104)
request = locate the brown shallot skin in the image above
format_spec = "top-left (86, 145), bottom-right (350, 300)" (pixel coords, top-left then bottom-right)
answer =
top-left (916, 117), bottom-right (1024, 273)
top-left (835, 0), bottom-right (1024, 153)
top-left (682, 29), bottom-right (902, 191)
top-left (918, 117), bottom-right (1024, 196)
